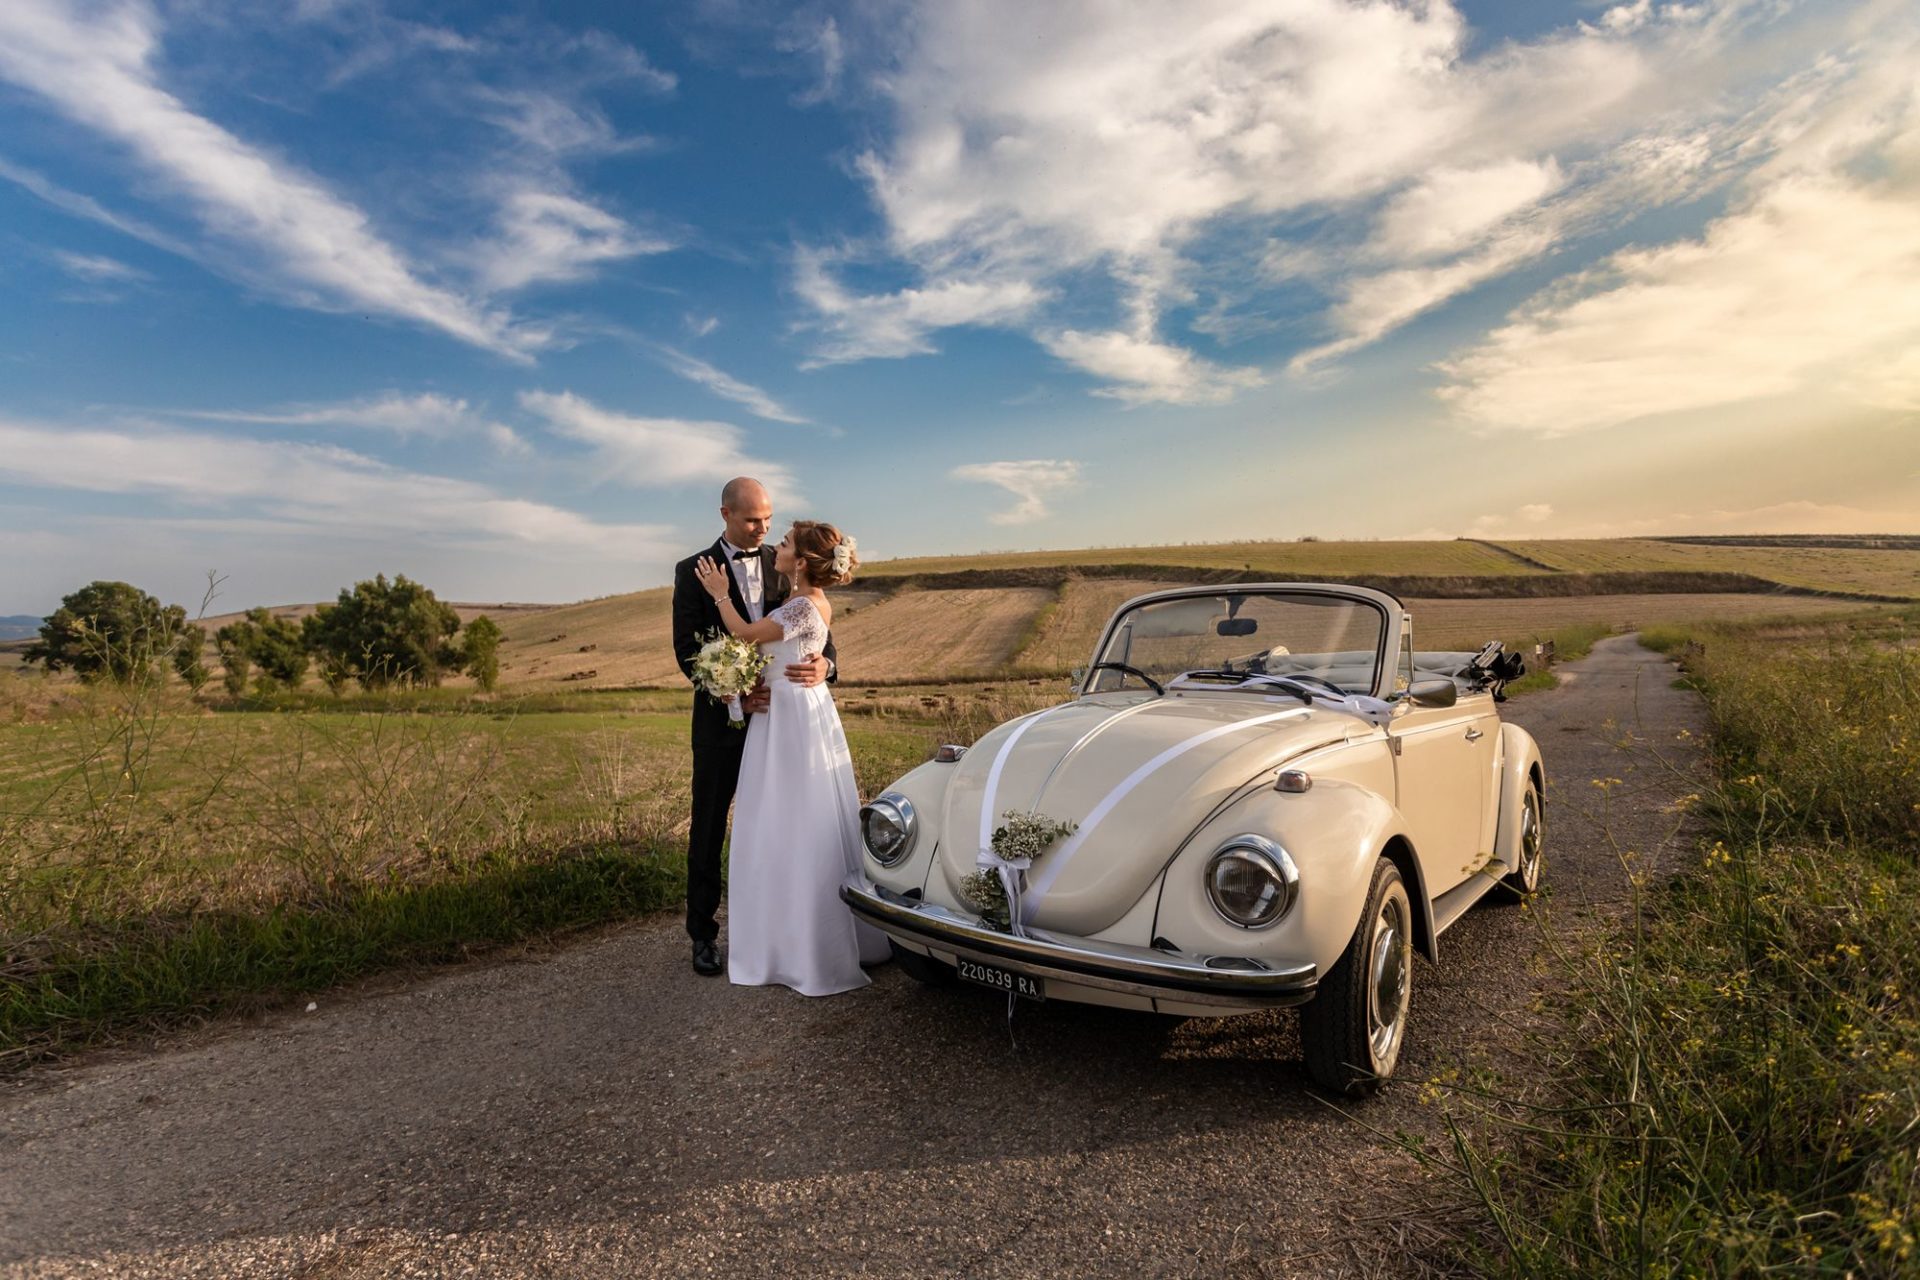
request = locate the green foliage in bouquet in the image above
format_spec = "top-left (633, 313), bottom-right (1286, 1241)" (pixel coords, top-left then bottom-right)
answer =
top-left (962, 810), bottom-right (1078, 926)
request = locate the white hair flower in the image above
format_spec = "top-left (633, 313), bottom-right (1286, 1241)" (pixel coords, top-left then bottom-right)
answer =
top-left (830, 535), bottom-right (856, 575)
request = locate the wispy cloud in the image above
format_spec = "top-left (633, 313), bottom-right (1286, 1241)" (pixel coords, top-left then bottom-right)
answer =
top-left (0, 0), bottom-right (538, 359)
top-left (519, 390), bottom-right (797, 495)
top-left (465, 189), bottom-right (671, 293)
top-left (794, 247), bottom-right (1045, 364)
top-left (951, 459), bottom-right (1082, 524)
top-left (647, 347), bottom-right (810, 425)
top-left (52, 250), bottom-right (150, 284)
top-left (169, 391), bottom-right (517, 443)
top-left (1040, 328), bottom-right (1263, 406)
top-left (0, 414), bottom-right (664, 552)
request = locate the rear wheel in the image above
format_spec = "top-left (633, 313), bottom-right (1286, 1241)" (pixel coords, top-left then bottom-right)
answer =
top-left (890, 940), bottom-right (956, 986)
top-left (1300, 858), bottom-right (1413, 1096)
top-left (1499, 782), bottom-right (1545, 900)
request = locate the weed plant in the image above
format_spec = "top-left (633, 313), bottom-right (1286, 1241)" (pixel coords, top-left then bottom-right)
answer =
top-left (1437, 611), bottom-right (1919, 1276)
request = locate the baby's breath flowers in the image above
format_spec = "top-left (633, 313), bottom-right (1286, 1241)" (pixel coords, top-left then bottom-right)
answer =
top-left (963, 810), bottom-right (1077, 927)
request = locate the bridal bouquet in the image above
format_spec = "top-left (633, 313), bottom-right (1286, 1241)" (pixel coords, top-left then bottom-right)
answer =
top-left (692, 629), bottom-right (771, 727)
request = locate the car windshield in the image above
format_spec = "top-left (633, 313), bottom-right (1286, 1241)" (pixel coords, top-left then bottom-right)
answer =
top-left (1086, 590), bottom-right (1387, 696)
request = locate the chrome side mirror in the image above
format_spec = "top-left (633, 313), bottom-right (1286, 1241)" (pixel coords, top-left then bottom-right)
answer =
top-left (1405, 678), bottom-right (1457, 708)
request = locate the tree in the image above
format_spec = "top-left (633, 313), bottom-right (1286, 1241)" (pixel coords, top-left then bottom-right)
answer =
top-left (24, 581), bottom-right (190, 684)
top-left (302, 574), bottom-right (462, 690)
top-left (172, 624), bottom-right (211, 693)
top-left (215, 608), bottom-right (309, 694)
top-left (461, 615), bottom-right (503, 692)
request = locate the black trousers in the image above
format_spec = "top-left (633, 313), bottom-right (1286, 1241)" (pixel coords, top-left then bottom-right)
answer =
top-left (686, 732), bottom-right (747, 942)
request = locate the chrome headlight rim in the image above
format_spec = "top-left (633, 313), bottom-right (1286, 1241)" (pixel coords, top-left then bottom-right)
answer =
top-left (860, 792), bottom-right (917, 867)
top-left (1204, 834), bottom-right (1299, 930)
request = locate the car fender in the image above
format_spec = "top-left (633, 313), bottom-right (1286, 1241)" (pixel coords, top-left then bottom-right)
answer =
top-left (1151, 777), bottom-right (1425, 978)
top-left (859, 760), bottom-right (954, 897)
top-left (1492, 723), bottom-right (1545, 871)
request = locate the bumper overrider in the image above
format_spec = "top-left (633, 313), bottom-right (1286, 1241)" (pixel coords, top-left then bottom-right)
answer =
top-left (841, 875), bottom-right (1319, 1010)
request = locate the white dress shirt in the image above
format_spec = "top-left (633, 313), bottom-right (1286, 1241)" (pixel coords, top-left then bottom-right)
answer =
top-left (722, 539), bottom-right (765, 621)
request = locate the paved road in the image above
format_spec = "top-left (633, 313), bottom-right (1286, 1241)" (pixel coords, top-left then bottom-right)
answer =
top-left (0, 636), bottom-right (1705, 1279)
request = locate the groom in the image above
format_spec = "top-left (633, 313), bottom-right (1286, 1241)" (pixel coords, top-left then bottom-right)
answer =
top-left (671, 476), bottom-right (836, 976)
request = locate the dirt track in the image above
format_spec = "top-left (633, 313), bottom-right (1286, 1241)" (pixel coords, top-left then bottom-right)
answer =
top-left (0, 636), bottom-right (1705, 1279)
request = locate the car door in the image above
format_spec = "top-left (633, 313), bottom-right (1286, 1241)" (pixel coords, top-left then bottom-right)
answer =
top-left (1390, 696), bottom-right (1497, 894)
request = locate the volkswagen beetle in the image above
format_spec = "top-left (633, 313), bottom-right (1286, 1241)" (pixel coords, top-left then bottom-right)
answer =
top-left (842, 583), bottom-right (1545, 1095)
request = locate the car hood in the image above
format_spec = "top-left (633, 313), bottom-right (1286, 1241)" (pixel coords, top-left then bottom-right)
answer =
top-left (937, 693), bottom-right (1360, 935)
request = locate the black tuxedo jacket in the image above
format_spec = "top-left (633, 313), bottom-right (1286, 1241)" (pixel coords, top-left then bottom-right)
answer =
top-left (672, 538), bottom-right (836, 747)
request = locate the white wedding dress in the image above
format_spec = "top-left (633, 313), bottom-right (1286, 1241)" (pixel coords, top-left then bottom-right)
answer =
top-left (728, 595), bottom-right (892, 995)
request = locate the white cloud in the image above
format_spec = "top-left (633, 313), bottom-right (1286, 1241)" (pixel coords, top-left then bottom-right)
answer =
top-left (467, 189), bottom-right (671, 293)
top-left (52, 250), bottom-right (149, 283)
top-left (0, 0), bottom-right (538, 359)
top-left (794, 248), bottom-right (1045, 364)
top-left (782, 16), bottom-right (843, 106)
top-left (806, 0), bottom-right (1891, 400)
top-left (0, 415), bottom-right (665, 552)
top-left (1440, 164), bottom-right (1920, 432)
top-left (648, 347), bottom-right (809, 425)
top-left (170, 392), bottom-right (513, 441)
top-left (1040, 328), bottom-right (1264, 406)
top-left (951, 459), bottom-right (1082, 525)
top-left (519, 390), bottom-right (797, 495)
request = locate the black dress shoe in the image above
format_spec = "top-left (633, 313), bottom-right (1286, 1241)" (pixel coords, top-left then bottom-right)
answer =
top-left (692, 939), bottom-right (723, 976)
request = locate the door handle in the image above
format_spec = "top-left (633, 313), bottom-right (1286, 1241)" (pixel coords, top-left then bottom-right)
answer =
top-left (1464, 727), bottom-right (1484, 742)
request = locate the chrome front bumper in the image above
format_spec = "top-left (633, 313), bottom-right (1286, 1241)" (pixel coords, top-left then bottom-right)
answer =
top-left (841, 876), bottom-right (1318, 1010)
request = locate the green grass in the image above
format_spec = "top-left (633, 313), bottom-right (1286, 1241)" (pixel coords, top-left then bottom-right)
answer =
top-left (0, 674), bottom-right (955, 1069)
top-left (1496, 622), bottom-right (1615, 696)
top-left (1436, 609), bottom-right (1920, 1276)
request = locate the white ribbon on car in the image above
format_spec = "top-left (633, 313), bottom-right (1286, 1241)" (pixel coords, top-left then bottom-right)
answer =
top-left (974, 710), bottom-right (1050, 937)
top-left (1022, 707), bottom-right (1312, 910)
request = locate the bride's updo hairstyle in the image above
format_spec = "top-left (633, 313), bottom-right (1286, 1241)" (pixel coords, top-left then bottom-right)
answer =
top-left (791, 520), bottom-right (858, 587)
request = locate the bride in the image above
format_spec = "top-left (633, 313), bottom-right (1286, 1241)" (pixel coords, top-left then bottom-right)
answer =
top-left (693, 520), bottom-right (892, 995)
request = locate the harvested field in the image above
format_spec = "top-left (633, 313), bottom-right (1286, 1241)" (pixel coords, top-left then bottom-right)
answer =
top-left (831, 588), bottom-right (1055, 683)
top-left (197, 600), bottom-right (558, 632)
top-left (494, 586), bottom-right (889, 689)
top-left (861, 538), bottom-right (1543, 580)
top-left (1013, 578), bottom-right (1191, 671)
top-left (1494, 539), bottom-right (1920, 599)
top-left (1006, 583), bottom-right (1887, 674)
top-left (1403, 593), bottom-right (1886, 650)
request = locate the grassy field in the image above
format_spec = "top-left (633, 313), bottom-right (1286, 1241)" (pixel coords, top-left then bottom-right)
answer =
top-left (857, 538), bottom-right (1545, 579)
top-left (1439, 608), bottom-right (1920, 1275)
top-left (0, 669), bottom-right (968, 1067)
top-left (1494, 539), bottom-right (1920, 599)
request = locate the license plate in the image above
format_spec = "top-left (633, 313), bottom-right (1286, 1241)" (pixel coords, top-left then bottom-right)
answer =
top-left (957, 957), bottom-right (1046, 1001)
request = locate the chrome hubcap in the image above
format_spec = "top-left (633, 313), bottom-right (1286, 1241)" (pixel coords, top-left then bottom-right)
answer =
top-left (1367, 892), bottom-right (1410, 1067)
top-left (1519, 792), bottom-right (1543, 890)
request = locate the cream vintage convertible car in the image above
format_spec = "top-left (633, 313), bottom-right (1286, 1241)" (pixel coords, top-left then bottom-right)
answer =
top-left (843, 583), bottom-right (1543, 1095)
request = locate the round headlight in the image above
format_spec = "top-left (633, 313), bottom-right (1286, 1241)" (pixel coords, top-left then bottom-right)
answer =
top-left (1204, 835), bottom-right (1298, 929)
top-left (860, 793), bottom-right (917, 867)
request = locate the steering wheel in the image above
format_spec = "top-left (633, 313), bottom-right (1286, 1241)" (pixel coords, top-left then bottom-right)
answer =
top-left (1087, 661), bottom-right (1164, 695)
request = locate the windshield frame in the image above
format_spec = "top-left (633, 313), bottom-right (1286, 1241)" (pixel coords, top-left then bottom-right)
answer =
top-left (1077, 583), bottom-right (1403, 701)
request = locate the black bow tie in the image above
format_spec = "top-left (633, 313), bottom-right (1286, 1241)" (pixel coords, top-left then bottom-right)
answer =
top-left (730, 549), bottom-right (754, 562)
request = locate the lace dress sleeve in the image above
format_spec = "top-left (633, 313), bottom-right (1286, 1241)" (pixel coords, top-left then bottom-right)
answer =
top-left (771, 596), bottom-right (828, 656)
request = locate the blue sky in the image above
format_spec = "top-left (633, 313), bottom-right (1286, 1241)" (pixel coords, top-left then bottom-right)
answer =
top-left (2, 0), bottom-right (1917, 615)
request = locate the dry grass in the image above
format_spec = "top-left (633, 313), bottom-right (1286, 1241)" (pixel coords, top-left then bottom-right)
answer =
top-left (831, 587), bottom-right (1055, 682)
top-left (196, 600), bottom-right (558, 633)
top-left (1495, 539), bottom-right (1920, 598)
top-left (859, 538), bottom-right (1544, 579)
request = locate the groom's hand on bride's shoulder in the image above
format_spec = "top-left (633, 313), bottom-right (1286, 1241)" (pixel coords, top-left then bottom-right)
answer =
top-left (786, 653), bottom-right (831, 687)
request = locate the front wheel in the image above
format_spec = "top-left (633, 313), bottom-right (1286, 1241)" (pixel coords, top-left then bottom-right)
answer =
top-left (1499, 782), bottom-right (1545, 900)
top-left (1300, 858), bottom-right (1413, 1096)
